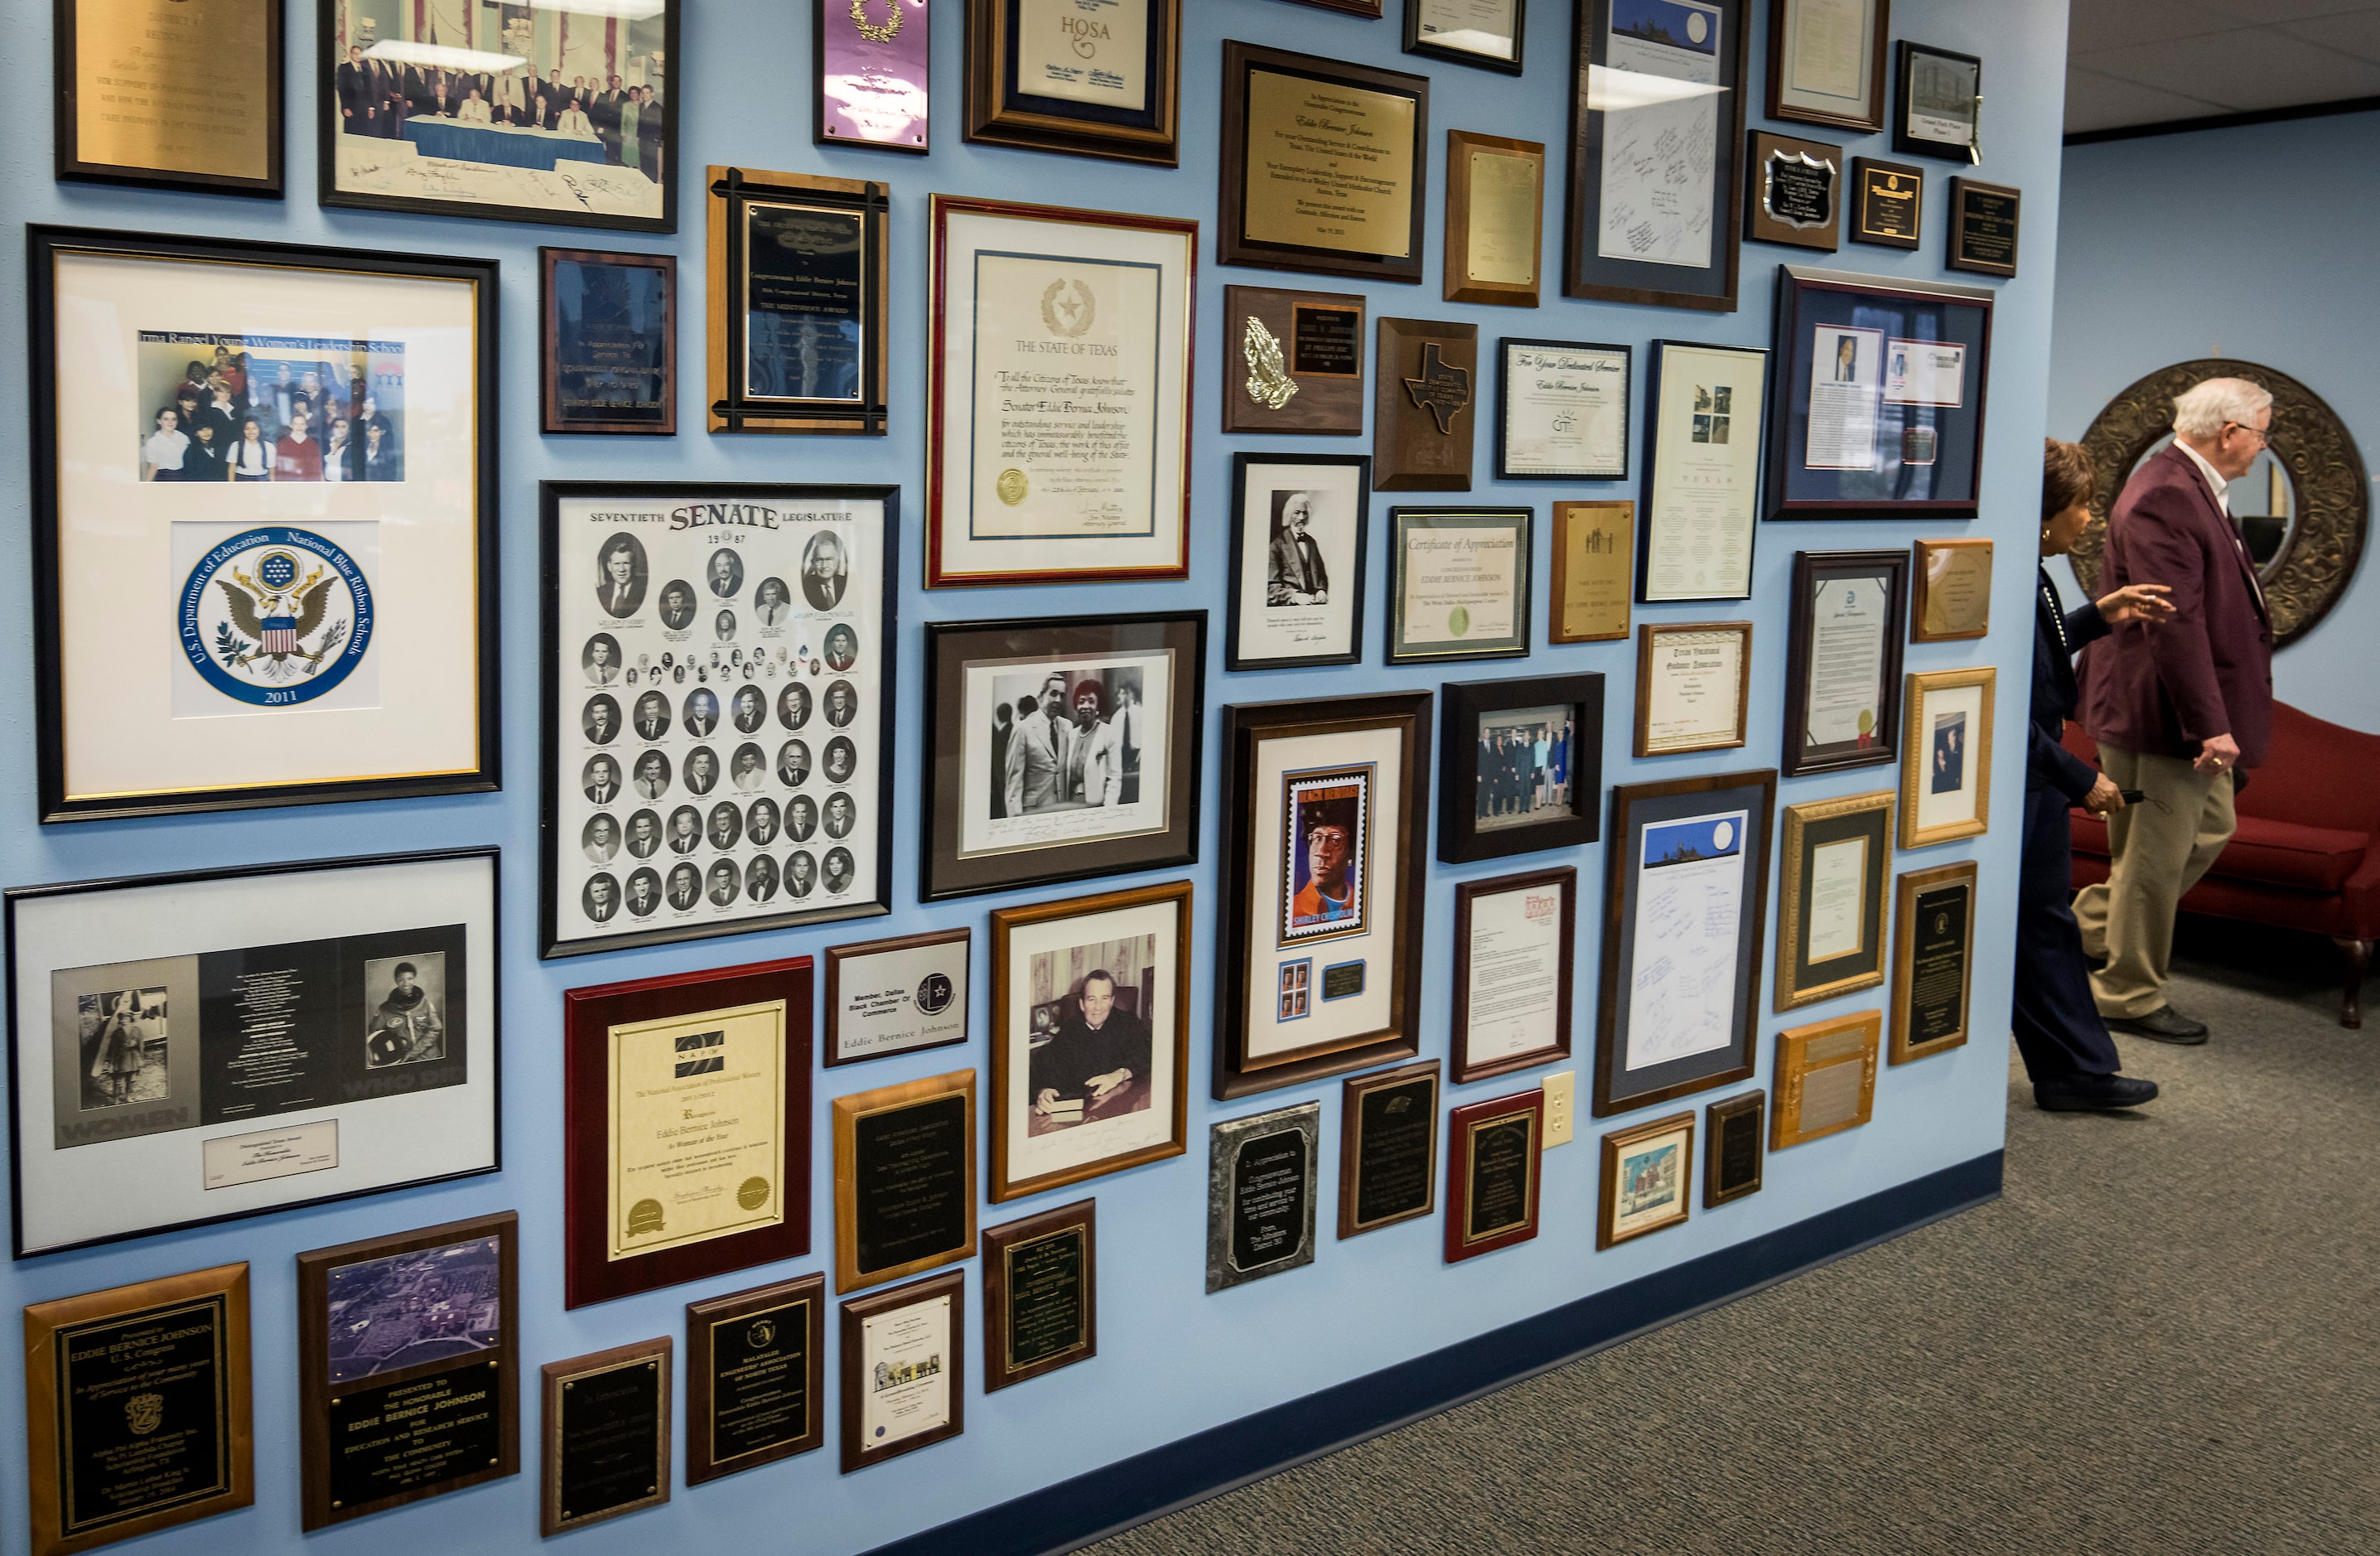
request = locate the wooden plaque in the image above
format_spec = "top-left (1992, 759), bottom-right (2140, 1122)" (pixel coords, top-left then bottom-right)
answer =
top-left (1222, 286), bottom-right (1367, 435)
top-left (982, 1200), bottom-right (1097, 1391)
top-left (1772, 1011), bottom-right (1880, 1148)
top-left (1703, 1090), bottom-right (1767, 1206)
top-left (1445, 131), bottom-right (1544, 307)
top-left (824, 927), bottom-right (972, 1068)
top-left (1597, 1110), bottom-right (1695, 1249)
top-left (1374, 317), bottom-right (1478, 490)
top-left (1850, 157), bottom-right (1924, 249)
top-left (1444, 1089), bottom-right (1543, 1263)
top-left (540, 1338), bottom-right (671, 1536)
top-left (1947, 177), bottom-right (2021, 278)
top-left (1219, 42), bottom-right (1430, 284)
top-left (705, 166), bottom-right (890, 435)
top-left (833, 1069), bottom-right (978, 1292)
top-left (1746, 130), bottom-right (1842, 252)
top-left (1890, 862), bottom-right (1977, 1064)
top-left (1913, 539), bottom-right (1993, 640)
top-left (686, 1275), bottom-right (826, 1485)
top-left (1338, 1061), bottom-right (1441, 1238)
top-left (1551, 501), bottom-right (1634, 643)
top-left (840, 1271), bottom-right (966, 1471)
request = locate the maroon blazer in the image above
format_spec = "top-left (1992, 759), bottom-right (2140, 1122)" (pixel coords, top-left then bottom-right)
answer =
top-left (2078, 443), bottom-right (2274, 768)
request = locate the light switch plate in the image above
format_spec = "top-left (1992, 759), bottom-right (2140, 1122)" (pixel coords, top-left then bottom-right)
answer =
top-left (1542, 1070), bottom-right (1575, 1147)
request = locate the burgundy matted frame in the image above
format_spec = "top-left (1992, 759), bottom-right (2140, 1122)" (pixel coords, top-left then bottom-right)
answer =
top-left (1443, 1088), bottom-right (1543, 1264)
top-left (1451, 866), bottom-right (1577, 1084)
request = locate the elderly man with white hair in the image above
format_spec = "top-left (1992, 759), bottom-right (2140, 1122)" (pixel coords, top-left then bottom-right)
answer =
top-left (2075, 376), bottom-right (2276, 1043)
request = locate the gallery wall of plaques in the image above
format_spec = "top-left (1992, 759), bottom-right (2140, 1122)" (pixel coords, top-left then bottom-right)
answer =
top-left (9, 0), bottom-right (2062, 1550)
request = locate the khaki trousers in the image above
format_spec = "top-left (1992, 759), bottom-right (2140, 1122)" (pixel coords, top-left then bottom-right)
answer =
top-left (2073, 743), bottom-right (2236, 1017)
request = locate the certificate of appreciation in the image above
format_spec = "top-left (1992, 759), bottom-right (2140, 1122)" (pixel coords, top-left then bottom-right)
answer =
top-left (1644, 341), bottom-right (1768, 602)
top-left (608, 1001), bottom-right (788, 1262)
top-left (1502, 342), bottom-right (1628, 478)
top-left (1241, 70), bottom-right (1418, 259)
top-left (1390, 510), bottom-right (1531, 663)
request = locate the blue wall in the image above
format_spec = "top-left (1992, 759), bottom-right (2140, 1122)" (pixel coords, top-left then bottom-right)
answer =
top-left (2051, 111), bottom-right (2380, 732)
top-left (0, 2), bottom-right (2072, 1551)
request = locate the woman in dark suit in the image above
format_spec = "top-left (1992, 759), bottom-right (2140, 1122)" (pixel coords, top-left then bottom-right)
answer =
top-left (2020, 440), bottom-right (2175, 1110)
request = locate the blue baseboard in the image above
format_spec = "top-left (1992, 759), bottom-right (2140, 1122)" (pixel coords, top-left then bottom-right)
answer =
top-left (867, 1149), bottom-right (2005, 1556)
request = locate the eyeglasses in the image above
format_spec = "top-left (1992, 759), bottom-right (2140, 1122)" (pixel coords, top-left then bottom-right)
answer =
top-left (2224, 421), bottom-right (2274, 447)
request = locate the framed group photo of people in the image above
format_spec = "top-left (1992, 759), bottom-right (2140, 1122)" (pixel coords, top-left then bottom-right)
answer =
top-left (1227, 453), bottom-right (1371, 672)
top-left (1438, 673), bottom-right (1604, 863)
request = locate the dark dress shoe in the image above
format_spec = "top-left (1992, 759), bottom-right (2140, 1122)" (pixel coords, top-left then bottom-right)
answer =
top-left (2035, 1074), bottom-right (2160, 1112)
top-left (2106, 1006), bottom-right (2209, 1044)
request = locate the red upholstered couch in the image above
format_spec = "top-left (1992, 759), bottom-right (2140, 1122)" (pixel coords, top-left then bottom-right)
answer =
top-left (2064, 702), bottom-right (2380, 1026)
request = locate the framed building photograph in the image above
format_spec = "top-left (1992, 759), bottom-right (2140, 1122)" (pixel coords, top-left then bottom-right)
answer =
top-left (538, 481), bottom-right (896, 957)
top-left (57, 0), bottom-right (282, 196)
top-left (1783, 548), bottom-right (1907, 776)
top-left (1216, 693), bottom-right (1432, 1099)
top-left (841, 1272), bottom-right (965, 1472)
top-left (1228, 453), bottom-right (1372, 672)
top-left (927, 196), bottom-right (1195, 587)
top-left (1338, 1060), bottom-right (1440, 1239)
top-left (1895, 40), bottom-right (1981, 162)
top-left (541, 248), bottom-right (675, 435)
top-left (685, 1273), bottom-right (826, 1485)
top-left (1635, 621), bottom-right (1752, 758)
top-left (1407, 0), bottom-right (1525, 71)
top-left (1376, 317), bottom-right (1479, 490)
top-left (816, 0), bottom-right (933, 153)
top-left (1775, 790), bottom-right (1895, 1011)
top-left (963, 0), bottom-right (1179, 164)
top-left (832, 1069), bottom-right (976, 1293)
top-left (1772, 1010), bottom-right (1880, 1148)
top-left (1219, 42), bottom-right (1430, 284)
top-left (1912, 538), bottom-right (1992, 640)
top-left (1499, 340), bottom-right (1630, 481)
top-left (1445, 131), bottom-right (1543, 303)
top-left (1563, 0), bottom-right (1749, 311)
top-left (1900, 668), bottom-right (1994, 848)
top-left (1206, 1102), bottom-right (1322, 1292)
top-left (1451, 868), bottom-right (1576, 1083)
top-left (1438, 673), bottom-right (1603, 863)
top-left (824, 928), bottom-right (971, 1067)
top-left (1702, 1089), bottom-right (1765, 1206)
top-left (1890, 860), bottom-right (1976, 1063)
top-left (706, 167), bottom-right (889, 436)
top-left (540, 1337), bottom-right (670, 1536)
top-left (1766, 0), bottom-right (1887, 134)
top-left (30, 226), bottom-right (498, 823)
top-left (1388, 508), bottom-right (1533, 664)
top-left (8, 850), bottom-right (500, 1259)
top-left (1444, 1089), bottom-right (1543, 1264)
top-left (920, 612), bottom-right (1205, 901)
top-left (988, 881), bottom-right (1192, 1203)
top-left (1596, 1111), bottom-right (1694, 1249)
top-left (1222, 286), bottom-right (1367, 436)
top-left (318, 0), bottom-right (677, 231)
top-left (1640, 339), bottom-right (1769, 602)
top-left (1550, 500), bottom-right (1635, 643)
top-left (1595, 770), bottom-right (1776, 1117)
top-left (982, 1200), bottom-right (1096, 1391)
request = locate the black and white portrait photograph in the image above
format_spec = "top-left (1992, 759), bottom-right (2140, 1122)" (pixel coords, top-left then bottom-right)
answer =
top-left (802, 531), bottom-right (849, 609)
top-left (706, 547), bottom-right (746, 598)
top-left (668, 862), bottom-right (702, 910)
top-left (582, 873), bottom-right (621, 921)
top-left (583, 814), bottom-right (622, 863)
top-left (787, 850), bottom-right (818, 897)
top-left (583, 695), bottom-right (620, 744)
top-left (633, 750), bottom-right (672, 800)
top-left (1229, 454), bottom-right (1369, 671)
top-left (658, 578), bottom-right (697, 631)
top-left (746, 855), bottom-right (780, 902)
top-left (824, 737), bottom-right (857, 785)
top-left (595, 532), bottom-right (649, 618)
top-left (756, 577), bottom-right (792, 627)
top-left (583, 634), bottom-right (623, 684)
top-left (780, 681), bottom-right (813, 730)
top-left (626, 809), bottom-right (662, 858)
top-left (826, 624), bottom-right (860, 671)
top-left (747, 797), bottom-right (781, 846)
top-left (707, 860), bottom-right (741, 906)
top-left (825, 791), bottom-right (857, 839)
top-left (583, 753), bottom-right (621, 805)
top-left (707, 801), bottom-right (742, 851)
top-left (684, 688), bottom-right (719, 737)
top-left (684, 747), bottom-right (719, 795)
top-left (823, 848), bottom-right (856, 895)
top-left (824, 679), bottom-right (857, 728)
top-left (732, 743), bottom-right (768, 792)
top-left (626, 868), bottom-right (661, 916)
top-left (788, 795), bottom-right (819, 842)
top-left (780, 740), bottom-right (812, 787)
top-left (76, 988), bottom-right (169, 1111)
top-left (364, 953), bottom-right (448, 1070)
top-left (714, 608), bottom-right (738, 641)
top-left (731, 684), bottom-right (767, 733)
top-left (669, 805), bottom-right (703, 853)
top-left (634, 690), bottom-right (672, 740)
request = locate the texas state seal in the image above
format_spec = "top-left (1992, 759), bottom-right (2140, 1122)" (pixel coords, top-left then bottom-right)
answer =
top-left (178, 527), bottom-right (375, 707)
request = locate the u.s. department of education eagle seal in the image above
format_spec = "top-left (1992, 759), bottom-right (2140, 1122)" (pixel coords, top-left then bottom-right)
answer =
top-left (178, 527), bottom-right (374, 707)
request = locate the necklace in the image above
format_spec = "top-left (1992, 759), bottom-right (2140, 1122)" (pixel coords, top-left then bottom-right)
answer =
top-left (850, 0), bottom-right (900, 42)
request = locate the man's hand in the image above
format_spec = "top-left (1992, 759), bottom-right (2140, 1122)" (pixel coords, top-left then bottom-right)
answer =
top-left (1032, 1087), bottom-right (1061, 1117)
top-left (2194, 732), bottom-right (2242, 776)
top-left (2083, 774), bottom-right (2126, 814)
top-left (2096, 582), bottom-right (2175, 625)
top-left (1084, 1069), bottom-right (1131, 1103)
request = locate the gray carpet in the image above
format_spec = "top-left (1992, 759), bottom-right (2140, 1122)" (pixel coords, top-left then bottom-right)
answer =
top-left (1090, 925), bottom-right (2380, 1555)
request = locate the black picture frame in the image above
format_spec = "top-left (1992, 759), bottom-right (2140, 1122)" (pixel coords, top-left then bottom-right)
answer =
top-left (965, 0), bottom-right (1180, 165)
top-left (1403, 0), bottom-right (1526, 75)
top-left (921, 612), bottom-right (1207, 902)
top-left (1387, 508), bottom-right (1534, 665)
top-left (28, 225), bottom-right (502, 824)
top-left (1495, 338), bottom-right (1632, 482)
top-left (56, 0), bottom-right (285, 197)
top-left (1893, 40), bottom-right (1981, 162)
top-left (1227, 452), bottom-right (1372, 672)
top-left (539, 247), bottom-right (678, 436)
top-left (1781, 549), bottom-right (1908, 776)
top-left (1437, 673), bottom-right (1605, 864)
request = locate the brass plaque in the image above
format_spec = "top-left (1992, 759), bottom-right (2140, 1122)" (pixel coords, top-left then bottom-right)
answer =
top-left (1241, 69), bottom-right (1417, 259)
top-left (1552, 501), bottom-right (1634, 643)
top-left (73, 0), bottom-right (273, 181)
top-left (1914, 539), bottom-right (1992, 640)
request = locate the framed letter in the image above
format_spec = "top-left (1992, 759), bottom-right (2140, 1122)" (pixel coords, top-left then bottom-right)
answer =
top-left (964, 0), bottom-right (1180, 165)
top-left (1890, 861), bottom-right (1976, 1064)
top-left (541, 248), bottom-right (676, 436)
top-left (1219, 42), bottom-right (1429, 284)
top-left (1640, 339), bottom-right (1769, 602)
top-left (1782, 548), bottom-right (1906, 776)
top-left (1451, 868), bottom-right (1576, 1083)
top-left (1766, 0), bottom-right (1887, 134)
top-left (1499, 340), bottom-right (1630, 481)
top-left (1899, 668), bottom-right (1994, 848)
top-left (1775, 790), bottom-right (1895, 1011)
top-left (706, 167), bottom-right (889, 436)
top-left (1229, 454), bottom-right (1372, 671)
top-left (1438, 673), bottom-right (1604, 863)
top-left (1445, 131), bottom-right (1544, 304)
top-left (817, 0), bottom-right (933, 153)
top-left (60, 0), bottom-right (282, 196)
top-left (1338, 1061), bottom-right (1440, 1239)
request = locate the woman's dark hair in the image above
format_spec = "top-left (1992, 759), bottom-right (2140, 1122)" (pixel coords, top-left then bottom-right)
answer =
top-left (2043, 438), bottom-right (2097, 525)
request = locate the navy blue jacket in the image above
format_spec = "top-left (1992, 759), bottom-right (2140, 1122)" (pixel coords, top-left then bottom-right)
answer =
top-left (2033, 568), bottom-right (2109, 801)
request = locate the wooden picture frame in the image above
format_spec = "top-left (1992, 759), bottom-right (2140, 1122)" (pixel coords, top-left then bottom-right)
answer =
top-left (1894, 40), bottom-right (1982, 162)
top-left (1219, 42), bottom-right (1430, 284)
top-left (1772, 1010), bottom-right (1880, 1148)
top-left (1911, 539), bottom-right (1993, 641)
top-left (1849, 157), bottom-right (1925, 250)
top-left (1406, 0), bottom-right (1527, 72)
top-left (1206, 1102), bottom-right (1324, 1291)
top-left (1445, 131), bottom-right (1544, 305)
top-left (1550, 500), bottom-right (1635, 642)
top-left (840, 1272), bottom-right (967, 1472)
top-left (297, 1212), bottom-right (519, 1532)
top-left (1890, 861), bottom-right (1977, 1063)
top-left (1782, 548), bottom-right (1908, 776)
top-left (705, 167), bottom-right (889, 436)
top-left (1451, 867), bottom-right (1577, 1082)
top-left (1596, 1110), bottom-right (1695, 1249)
top-left (1222, 287), bottom-right (1368, 436)
top-left (1338, 1060), bottom-right (1441, 1239)
top-left (1703, 1090), bottom-right (1766, 1206)
top-left (1388, 508), bottom-right (1533, 663)
top-left (684, 1274), bottom-right (827, 1485)
top-left (540, 248), bottom-right (677, 436)
top-left (988, 880), bottom-right (1193, 1202)
top-left (1499, 340), bottom-right (1631, 482)
top-left (1899, 667), bottom-right (1995, 848)
top-left (1634, 621), bottom-right (1754, 758)
top-left (57, 0), bottom-right (283, 196)
top-left (1948, 176), bottom-right (2023, 278)
top-left (1375, 318), bottom-right (1480, 491)
top-left (1445, 1089), bottom-right (1544, 1263)
top-left (832, 1069), bottom-right (978, 1293)
top-left (1438, 673), bottom-right (1604, 863)
top-left (814, 0), bottom-right (934, 154)
top-left (540, 1338), bottom-right (670, 1537)
top-left (963, 0), bottom-right (1180, 165)
top-left (1227, 453), bottom-right (1372, 671)
top-left (1745, 129), bottom-right (1843, 253)
top-left (1775, 790), bottom-right (1895, 1011)
top-left (1282, 0), bottom-right (1384, 12)
top-left (824, 928), bottom-right (972, 1067)
top-left (982, 1200), bottom-right (1098, 1391)
top-left (1766, 0), bottom-right (1888, 134)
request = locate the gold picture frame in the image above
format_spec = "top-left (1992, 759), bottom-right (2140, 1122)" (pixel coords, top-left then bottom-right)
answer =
top-left (1634, 621), bottom-right (1755, 757)
top-left (1596, 1111), bottom-right (1694, 1249)
top-left (1771, 1011), bottom-right (1880, 1148)
top-left (1898, 668), bottom-right (1994, 848)
top-left (1775, 790), bottom-right (1895, 1011)
top-left (832, 1068), bottom-right (978, 1292)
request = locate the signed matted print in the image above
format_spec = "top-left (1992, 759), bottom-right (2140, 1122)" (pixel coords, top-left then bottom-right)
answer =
top-left (540, 482), bottom-right (896, 957)
top-left (318, 0), bottom-right (678, 232)
top-left (1900, 668), bottom-right (1993, 848)
top-left (1228, 453), bottom-right (1371, 671)
top-left (30, 228), bottom-right (498, 823)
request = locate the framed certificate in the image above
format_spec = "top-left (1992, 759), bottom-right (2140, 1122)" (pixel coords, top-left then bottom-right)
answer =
top-left (1703, 1089), bottom-right (1766, 1206)
top-left (1634, 621), bottom-right (1752, 757)
top-left (982, 1200), bottom-right (1097, 1391)
top-left (1782, 548), bottom-right (1906, 775)
top-left (58, 0), bottom-right (282, 196)
top-left (1595, 770), bottom-right (1776, 1117)
top-left (1229, 454), bottom-right (1372, 671)
top-left (928, 196), bottom-right (1196, 586)
top-left (1338, 1061), bottom-right (1439, 1239)
top-left (1550, 501), bottom-right (1635, 643)
top-left (1564, 0), bottom-right (1749, 311)
top-left (8, 850), bottom-right (500, 1259)
top-left (1445, 131), bottom-right (1543, 304)
top-left (1451, 868), bottom-right (1576, 1083)
top-left (685, 1274), bottom-right (826, 1484)
top-left (1765, 0), bottom-right (1888, 134)
top-left (963, 0), bottom-right (1180, 164)
top-left (1444, 1089), bottom-right (1542, 1264)
top-left (1900, 668), bottom-right (1994, 848)
top-left (841, 1272), bottom-right (965, 1471)
top-left (1223, 287), bottom-right (1367, 436)
top-left (540, 1338), bottom-right (670, 1536)
top-left (705, 167), bottom-right (889, 436)
top-left (816, 0), bottom-right (933, 153)
top-left (1219, 42), bottom-right (1430, 284)
top-left (1772, 1011), bottom-right (1880, 1148)
top-left (832, 1069), bottom-right (977, 1293)
top-left (825, 928), bottom-right (971, 1067)
top-left (562, 956), bottom-right (813, 1308)
top-left (1438, 672), bottom-right (1604, 863)
top-left (1388, 508), bottom-right (1533, 664)
top-left (1498, 339), bottom-right (1630, 481)
top-left (1206, 1102), bottom-right (1322, 1291)
top-left (1775, 790), bottom-right (1895, 1011)
top-left (1640, 339), bottom-right (1769, 603)
top-left (31, 227), bottom-right (498, 822)
top-left (1890, 860), bottom-right (1976, 1063)
top-left (1895, 40), bottom-right (1981, 162)
top-left (1407, 0), bottom-right (1526, 72)
top-left (541, 248), bottom-right (676, 436)
top-left (540, 482), bottom-right (897, 957)
top-left (1596, 1111), bottom-right (1694, 1248)
top-left (1912, 538), bottom-right (1993, 640)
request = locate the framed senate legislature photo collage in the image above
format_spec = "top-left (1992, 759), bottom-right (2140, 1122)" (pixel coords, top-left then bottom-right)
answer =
top-left (540, 483), bottom-right (897, 958)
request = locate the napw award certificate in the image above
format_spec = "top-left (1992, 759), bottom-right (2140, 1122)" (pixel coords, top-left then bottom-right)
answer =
top-left (609, 1000), bottom-right (789, 1263)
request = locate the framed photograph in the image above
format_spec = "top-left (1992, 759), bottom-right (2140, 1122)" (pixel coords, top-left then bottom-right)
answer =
top-left (1563, 0), bottom-right (1749, 311)
top-left (1635, 621), bottom-right (1752, 758)
top-left (1640, 339), bottom-right (1769, 603)
top-left (989, 882), bottom-right (1192, 1202)
top-left (1451, 869), bottom-right (1576, 1082)
top-left (1899, 668), bottom-right (1994, 848)
top-left (1772, 1010), bottom-right (1880, 1148)
top-left (318, 0), bottom-right (677, 232)
top-left (1445, 1089), bottom-right (1542, 1263)
top-left (1596, 1111), bottom-right (1693, 1249)
top-left (8, 851), bottom-right (498, 1259)
top-left (1595, 770), bottom-right (1776, 1117)
top-left (825, 929), bottom-right (971, 1067)
top-left (1206, 1102), bottom-right (1321, 1292)
top-left (1850, 157), bottom-right (1924, 249)
top-left (562, 956), bottom-right (813, 1308)
top-left (927, 196), bottom-right (1196, 586)
top-left (840, 1271), bottom-right (964, 1472)
top-left (816, 0), bottom-right (933, 153)
top-left (1890, 861), bottom-right (1976, 1063)
top-left (1215, 693), bottom-right (1431, 1099)
top-left (30, 227), bottom-right (498, 823)
top-left (921, 612), bottom-right (1205, 901)
top-left (1895, 41), bottom-right (1981, 162)
top-left (1775, 790), bottom-right (1895, 1012)
top-left (1948, 177), bottom-right (2022, 278)
top-left (1223, 287), bottom-right (1367, 436)
top-left (705, 167), bottom-right (888, 436)
top-left (58, 0), bottom-right (282, 196)
top-left (685, 1273), bottom-right (826, 1485)
top-left (541, 248), bottom-right (675, 436)
top-left (1439, 674), bottom-right (1603, 863)
top-left (1746, 129), bottom-right (1842, 253)
top-left (1766, 265), bottom-right (1996, 519)
top-left (26, 1264), bottom-right (253, 1556)
top-left (1445, 132), bottom-right (1543, 303)
top-left (1550, 501), bottom-right (1635, 643)
top-left (1766, 0), bottom-right (1887, 133)
top-left (540, 1337), bottom-right (670, 1537)
top-left (1407, 0), bottom-right (1525, 70)
top-left (1499, 340), bottom-right (1630, 481)
top-left (1389, 509), bottom-right (1533, 664)
top-left (982, 1200), bottom-right (1097, 1391)
top-left (1912, 538), bottom-right (1992, 640)
top-left (832, 1069), bottom-right (977, 1293)
top-left (1702, 1089), bottom-right (1765, 1206)
top-left (1376, 318), bottom-right (1479, 491)
top-left (1219, 42), bottom-right (1430, 284)
top-left (297, 1212), bottom-right (519, 1531)
top-left (1338, 1060), bottom-right (1440, 1239)
top-left (963, 0), bottom-right (1180, 164)
top-left (1229, 454), bottom-right (1372, 671)
top-left (1782, 548), bottom-right (1906, 776)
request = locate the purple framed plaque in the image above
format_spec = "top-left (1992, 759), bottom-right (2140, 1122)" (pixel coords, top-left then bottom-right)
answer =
top-left (817, 0), bottom-right (933, 153)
